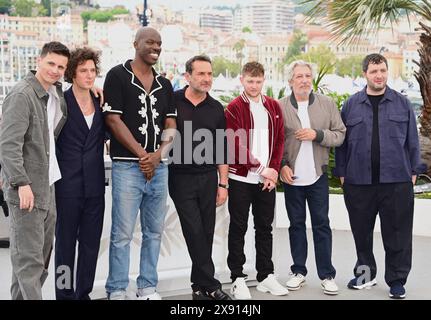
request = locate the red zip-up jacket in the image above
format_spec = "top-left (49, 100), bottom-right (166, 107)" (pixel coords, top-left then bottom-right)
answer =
top-left (225, 93), bottom-right (284, 177)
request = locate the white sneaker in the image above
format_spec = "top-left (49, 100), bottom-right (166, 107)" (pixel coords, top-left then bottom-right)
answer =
top-left (230, 277), bottom-right (252, 300)
top-left (108, 290), bottom-right (126, 300)
top-left (256, 274), bottom-right (289, 296)
top-left (136, 291), bottom-right (162, 300)
top-left (286, 273), bottom-right (306, 291)
top-left (321, 278), bottom-right (339, 295)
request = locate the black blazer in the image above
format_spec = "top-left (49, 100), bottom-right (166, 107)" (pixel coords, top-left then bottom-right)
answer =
top-left (55, 87), bottom-right (105, 198)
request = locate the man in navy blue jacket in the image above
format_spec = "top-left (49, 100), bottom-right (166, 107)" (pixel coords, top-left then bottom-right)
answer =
top-left (55, 48), bottom-right (106, 300)
top-left (334, 53), bottom-right (425, 299)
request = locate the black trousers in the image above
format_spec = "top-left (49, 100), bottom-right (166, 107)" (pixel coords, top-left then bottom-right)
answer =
top-left (168, 170), bottom-right (221, 293)
top-left (343, 182), bottom-right (414, 286)
top-left (227, 179), bottom-right (275, 282)
top-left (55, 196), bottom-right (104, 300)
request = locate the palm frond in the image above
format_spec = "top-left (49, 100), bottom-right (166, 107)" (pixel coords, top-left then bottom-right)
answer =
top-left (302, 0), bottom-right (431, 44)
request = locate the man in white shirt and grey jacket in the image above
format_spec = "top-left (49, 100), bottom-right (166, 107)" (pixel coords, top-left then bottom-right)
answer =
top-left (278, 60), bottom-right (346, 296)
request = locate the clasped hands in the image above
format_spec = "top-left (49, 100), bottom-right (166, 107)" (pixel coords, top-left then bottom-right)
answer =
top-left (139, 151), bottom-right (161, 180)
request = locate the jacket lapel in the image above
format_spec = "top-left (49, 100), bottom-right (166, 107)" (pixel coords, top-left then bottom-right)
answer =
top-left (65, 88), bottom-right (92, 136)
top-left (84, 93), bottom-right (102, 148)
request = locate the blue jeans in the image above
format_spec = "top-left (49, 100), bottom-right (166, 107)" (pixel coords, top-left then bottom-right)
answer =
top-left (105, 161), bottom-right (168, 294)
top-left (283, 174), bottom-right (336, 280)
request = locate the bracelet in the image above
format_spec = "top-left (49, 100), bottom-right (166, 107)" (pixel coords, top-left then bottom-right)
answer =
top-left (218, 183), bottom-right (229, 189)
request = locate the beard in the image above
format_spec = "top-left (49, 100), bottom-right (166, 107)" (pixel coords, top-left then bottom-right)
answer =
top-left (367, 81), bottom-right (387, 93)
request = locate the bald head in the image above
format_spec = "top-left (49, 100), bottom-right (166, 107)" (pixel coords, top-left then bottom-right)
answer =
top-left (135, 27), bottom-right (160, 42)
top-left (133, 27), bottom-right (162, 66)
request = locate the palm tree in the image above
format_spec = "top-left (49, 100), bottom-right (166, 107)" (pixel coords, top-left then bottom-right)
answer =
top-left (303, 0), bottom-right (431, 175)
top-left (233, 39), bottom-right (246, 69)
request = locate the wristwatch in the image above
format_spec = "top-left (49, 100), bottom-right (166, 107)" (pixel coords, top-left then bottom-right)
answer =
top-left (218, 183), bottom-right (229, 189)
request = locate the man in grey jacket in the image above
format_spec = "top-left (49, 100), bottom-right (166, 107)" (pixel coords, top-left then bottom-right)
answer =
top-left (0, 42), bottom-right (70, 300)
top-left (278, 60), bottom-right (346, 295)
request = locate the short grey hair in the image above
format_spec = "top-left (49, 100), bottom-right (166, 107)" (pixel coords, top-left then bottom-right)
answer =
top-left (285, 60), bottom-right (317, 82)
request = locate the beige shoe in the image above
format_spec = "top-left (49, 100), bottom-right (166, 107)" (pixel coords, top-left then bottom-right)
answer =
top-left (321, 278), bottom-right (339, 295)
top-left (286, 273), bottom-right (306, 291)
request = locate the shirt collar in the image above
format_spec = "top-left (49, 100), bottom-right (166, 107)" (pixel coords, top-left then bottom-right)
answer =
top-left (122, 59), bottom-right (162, 96)
top-left (25, 71), bottom-right (51, 99)
top-left (240, 92), bottom-right (267, 104)
top-left (289, 91), bottom-right (315, 109)
top-left (180, 85), bottom-right (211, 106)
top-left (47, 85), bottom-right (59, 100)
top-left (359, 85), bottom-right (395, 104)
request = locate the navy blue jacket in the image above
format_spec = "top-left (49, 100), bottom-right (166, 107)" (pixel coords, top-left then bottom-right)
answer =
top-left (334, 86), bottom-right (425, 184)
top-left (55, 87), bottom-right (106, 198)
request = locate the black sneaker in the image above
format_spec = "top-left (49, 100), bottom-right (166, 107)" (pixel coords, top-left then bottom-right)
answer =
top-left (347, 276), bottom-right (377, 290)
top-left (389, 283), bottom-right (406, 299)
top-left (207, 289), bottom-right (232, 300)
top-left (192, 290), bottom-right (212, 300)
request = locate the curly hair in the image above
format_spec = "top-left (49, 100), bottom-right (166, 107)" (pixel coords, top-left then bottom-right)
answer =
top-left (64, 47), bottom-right (100, 83)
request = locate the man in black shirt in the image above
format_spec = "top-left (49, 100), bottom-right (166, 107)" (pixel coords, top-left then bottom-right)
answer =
top-left (103, 27), bottom-right (177, 300)
top-left (169, 55), bottom-right (231, 300)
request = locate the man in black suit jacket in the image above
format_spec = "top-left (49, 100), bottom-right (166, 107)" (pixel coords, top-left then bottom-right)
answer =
top-left (54, 48), bottom-right (106, 300)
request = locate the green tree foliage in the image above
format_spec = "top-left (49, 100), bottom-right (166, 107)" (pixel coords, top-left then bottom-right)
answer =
top-left (296, 44), bottom-right (336, 74)
top-left (326, 92), bottom-right (350, 188)
top-left (303, 0), bottom-right (431, 44)
top-left (81, 7), bottom-right (128, 28)
top-left (90, 11), bottom-right (113, 22)
top-left (11, 0), bottom-right (47, 16)
top-left (41, 0), bottom-right (50, 16)
top-left (241, 26), bottom-right (252, 33)
top-left (233, 39), bottom-right (246, 68)
top-left (336, 55), bottom-right (363, 78)
top-left (110, 7), bottom-right (129, 15)
top-left (218, 90), bottom-right (240, 108)
top-left (0, 0), bottom-right (11, 14)
top-left (265, 86), bottom-right (286, 99)
top-left (282, 29), bottom-right (308, 65)
top-left (212, 56), bottom-right (241, 78)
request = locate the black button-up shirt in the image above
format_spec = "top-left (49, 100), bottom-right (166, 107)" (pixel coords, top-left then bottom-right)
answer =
top-left (103, 60), bottom-right (177, 160)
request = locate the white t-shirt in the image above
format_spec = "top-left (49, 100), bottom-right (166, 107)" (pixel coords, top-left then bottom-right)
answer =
top-left (293, 101), bottom-right (320, 186)
top-left (229, 97), bottom-right (269, 184)
top-left (47, 85), bottom-right (62, 186)
top-left (84, 112), bottom-right (95, 129)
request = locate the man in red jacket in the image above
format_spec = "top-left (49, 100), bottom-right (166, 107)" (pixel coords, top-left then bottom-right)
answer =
top-left (225, 62), bottom-right (286, 299)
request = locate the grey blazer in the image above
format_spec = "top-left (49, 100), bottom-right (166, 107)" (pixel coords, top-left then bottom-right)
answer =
top-left (0, 71), bottom-right (67, 210)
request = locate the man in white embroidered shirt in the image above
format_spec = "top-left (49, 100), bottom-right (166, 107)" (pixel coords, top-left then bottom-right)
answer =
top-left (103, 27), bottom-right (177, 300)
top-left (0, 42), bottom-right (69, 299)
